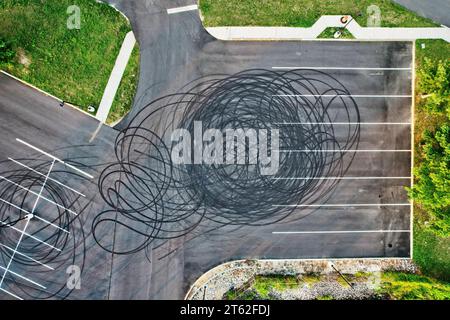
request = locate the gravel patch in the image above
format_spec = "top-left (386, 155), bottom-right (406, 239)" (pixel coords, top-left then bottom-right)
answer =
top-left (186, 258), bottom-right (418, 300)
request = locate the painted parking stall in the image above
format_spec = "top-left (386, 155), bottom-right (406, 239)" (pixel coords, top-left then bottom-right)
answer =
top-left (0, 139), bottom-right (93, 299)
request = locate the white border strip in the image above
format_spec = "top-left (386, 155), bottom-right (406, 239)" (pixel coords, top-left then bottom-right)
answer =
top-left (410, 41), bottom-right (416, 258)
top-left (0, 175), bottom-right (78, 216)
top-left (274, 94), bottom-right (412, 98)
top-left (0, 265), bottom-right (46, 289)
top-left (34, 215), bottom-right (69, 234)
top-left (30, 160), bottom-right (54, 215)
top-left (167, 4), bottom-right (198, 14)
top-left (8, 158), bottom-right (86, 197)
top-left (0, 243), bottom-right (54, 270)
top-left (0, 197), bottom-right (70, 233)
top-left (15, 138), bottom-right (93, 179)
top-left (271, 176), bottom-right (411, 180)
top-left (0, 221), bottom-right (62, 252)
top-left (96, 31), bottom-right (136, 123)
top-left (261, 257), bottom-right (411, 261)
top-left (273, 203), bottom-right (411, 207)
top-left (272, 67), bottom-right (411, 71)
top-left (275, 122), bottom-right (411, 125)
top-left (0, 217), bottom-right (31, 290)
top-left (0, 287), bottom-right (22, 300)
top-left (206, 16), bottom-right (450, 42)
top-left (279, 149), bottom-right (411, 153)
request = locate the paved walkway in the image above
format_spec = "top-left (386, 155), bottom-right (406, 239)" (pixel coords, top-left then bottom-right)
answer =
top-left (96, 31), bottom-right (136, 123)
top-left (206, 15), bottom-right (450, 42)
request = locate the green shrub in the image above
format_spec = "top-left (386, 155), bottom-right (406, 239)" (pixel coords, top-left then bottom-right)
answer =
top-left (414, 226), bottom-right (450, 281)
top-left (417, 58), bottom-right (450, 117)
top-left (0, 37), bottom-right (14, 62)
top-left (409, 124), bottom-right (450, 236)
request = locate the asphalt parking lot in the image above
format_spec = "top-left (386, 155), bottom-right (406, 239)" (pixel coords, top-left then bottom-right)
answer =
top-left (0, 1), bottom-right (413, 299)
top-left (180, 41), bottom-right (414, 292)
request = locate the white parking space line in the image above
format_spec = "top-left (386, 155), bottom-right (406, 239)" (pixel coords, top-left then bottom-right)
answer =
top-left (411, 45), bottom-right (416, 257)
top-left (0, 220), bottom-right (62, 252)
top-left (273, 94), bottom-right (412, 98)
top-left (0, 265), bottom-right (46, 289)
top-left (16, 139), bottom-right (64, 163)
top-left (0, 287), bottom-right (23, 300)
top-left (0, 139), bottom-right (90, 299)
top-left (167, 4), bottom-right (198, 14)
top-left (0, 175), bottom-right (78, 215)
top-left (15, 138), bottom-right (94, 179)
top-left (33, 215), bottom-right (69, 234)
top-left (0, 197), bottom-right (69, 233)
top-left (0, 216), bottom-right (31, 289)
top-left (61, 162), bottom-right (93, 180)
top-left (0, 243), bottom-right (54, 270)
top-left (272, 230), bottom-right (410, 234)
top-left (8, 158), bottom-right (86, 197)
top-left (31, 159), bottom-right (54, 215)
top-left (273, 203), bottom-right (410, 208)
top-left (0, 197), bottom-right (32, 215)
top-left (275, 122), bottom-right (411, 125)
top-left (272, 66), bottom-right (411, 71)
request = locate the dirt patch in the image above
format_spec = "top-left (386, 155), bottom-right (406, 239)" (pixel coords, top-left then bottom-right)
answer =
top-left (17, 48), bottom-right (31, 68)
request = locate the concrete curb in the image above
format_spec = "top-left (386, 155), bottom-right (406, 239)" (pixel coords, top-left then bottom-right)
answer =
top-left (0, 70), bottom-right (98, 121)
top-left (185, 258), bottom-right (417, 300)
top-left (97, 0), bottom-right (131, 23)
top-left (96, 31), bottom-right (136, 123)
top-left (205, 15), bottom-right (450, 42)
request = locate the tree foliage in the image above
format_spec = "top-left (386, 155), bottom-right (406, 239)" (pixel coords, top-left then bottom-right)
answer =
top-left (0, 37), bottom-right (15, 63)
top-left (417, 58), bottom-right (450, 117)
top-left (411, 56), bottom-right (450, 237)
top-left (409, 124), bottom-right (450, 236)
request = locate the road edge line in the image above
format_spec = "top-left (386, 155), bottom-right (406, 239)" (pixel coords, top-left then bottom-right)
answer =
top-left (0, 70), bottom-right (98, 121)
top-left (410, 40), bottom-right (416, 260)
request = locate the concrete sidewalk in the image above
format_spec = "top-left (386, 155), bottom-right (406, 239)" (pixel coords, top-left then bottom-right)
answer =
top-left (96, 31), bottom-right (136, 123)
top-left (206, 15), bottom-right (450, 42)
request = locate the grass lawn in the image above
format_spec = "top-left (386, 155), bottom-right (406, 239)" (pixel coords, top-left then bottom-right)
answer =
top-left (380, 272), bottom-right (450, 299)
top-left (199, 0), bottom-right (438, 28)
top-left (414, 223), bottom-right (450, 281)
top-left (0, 0), bottom-right (139, 122)
top-left (225, 275), bottom-right (299, 300)
top-left (253, 275), bottom-right (299, 298)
